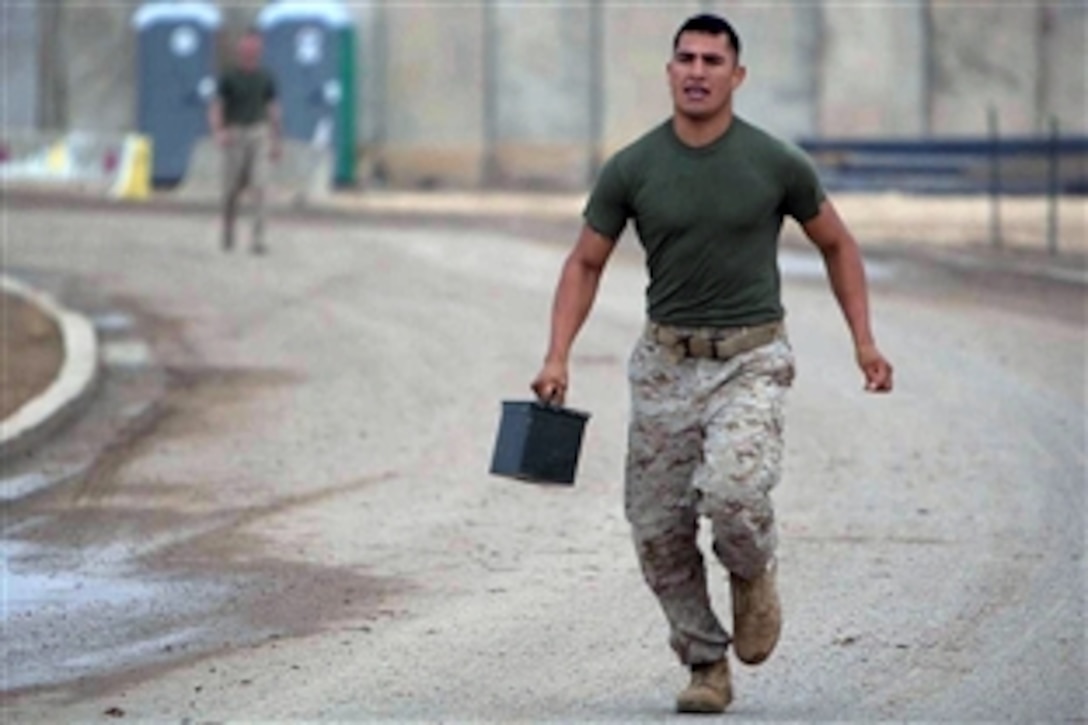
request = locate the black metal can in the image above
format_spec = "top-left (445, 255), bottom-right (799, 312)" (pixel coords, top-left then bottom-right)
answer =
top-left (489, 400), bottom-right (591, 485)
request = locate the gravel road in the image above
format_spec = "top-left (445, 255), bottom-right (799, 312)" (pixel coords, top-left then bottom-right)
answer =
top-left (2, 204), bottom-right (1084, 722)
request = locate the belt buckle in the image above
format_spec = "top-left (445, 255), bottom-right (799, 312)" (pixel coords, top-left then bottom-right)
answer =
top-left (688, 335), bottom-right (713, 358)
top-left (712, 336), bottom-right (736, 360)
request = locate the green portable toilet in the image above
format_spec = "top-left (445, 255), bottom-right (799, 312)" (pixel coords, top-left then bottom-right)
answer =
top-left (257, 0), bottom-right (357, 186)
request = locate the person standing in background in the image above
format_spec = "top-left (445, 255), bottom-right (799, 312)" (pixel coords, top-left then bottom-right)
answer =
top-left (207, 29), bottom-right (282, 255)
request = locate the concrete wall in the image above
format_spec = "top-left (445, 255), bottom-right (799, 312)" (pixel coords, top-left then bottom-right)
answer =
top-left (60, 2), bottom-right (140, 133)
top-left (490, 3), bottom-right (597, 188)
top-left (929, 2), bottom-right (1040, 135)
top-left (1039, 3), bottom-right (1087, 135)
top-left (7, 0), bottom-right (1085, 189)
top-left (1, 3), bottom-right (40, 129)
top-left (600, 5), bottom-right (690, 155)
top-left (819, 2), bottom-right (928, 136)
top-left (377, 5), bottom-right (487, 187)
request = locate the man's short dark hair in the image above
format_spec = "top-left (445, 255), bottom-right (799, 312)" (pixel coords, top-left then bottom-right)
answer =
top-left (673, 14), bottom-right (741, 57)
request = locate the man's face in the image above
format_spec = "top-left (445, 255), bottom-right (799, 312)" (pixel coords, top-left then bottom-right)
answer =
top-left (667, 31), bottom-right (745, 120)
top-left (238, 34), bottom-right (262, 70)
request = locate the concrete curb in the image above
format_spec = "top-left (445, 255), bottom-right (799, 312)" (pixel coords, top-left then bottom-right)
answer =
top-left (1, 275), bottom-right (100, 460)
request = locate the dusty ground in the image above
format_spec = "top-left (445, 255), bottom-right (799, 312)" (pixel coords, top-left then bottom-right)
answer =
top-left (1, 200), bottom-right (1084, 722)
top-left (0, 290), bottom-right (63, 420)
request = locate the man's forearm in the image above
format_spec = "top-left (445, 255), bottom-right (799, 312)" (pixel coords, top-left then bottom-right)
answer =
top-left (820, 239), bottom-right (875, 349)
top-left (545, 256), bottom-right (604, 364)
top-left (207, 101), bottom-right (223, 134)
top-left (268, 104), bottom-right (282, 139)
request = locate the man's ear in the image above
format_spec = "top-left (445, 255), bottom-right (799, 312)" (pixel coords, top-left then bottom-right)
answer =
top-left (732, 64), bottom-right (747, 91)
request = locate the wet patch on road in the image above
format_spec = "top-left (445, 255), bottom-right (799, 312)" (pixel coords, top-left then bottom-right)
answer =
top-left (3, 471), bottom-right (406, 702)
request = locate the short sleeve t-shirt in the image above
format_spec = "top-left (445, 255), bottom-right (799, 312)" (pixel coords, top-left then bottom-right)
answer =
top-left (583, 117), bottom-right (826, 328)
top-left (217, 68), bottom-right (276, 126)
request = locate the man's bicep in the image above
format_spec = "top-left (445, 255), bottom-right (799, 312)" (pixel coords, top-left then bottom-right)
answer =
top-left (801, 200), bottom-right (853, 251)
top-left (570, 224), bottom-right (618, 271)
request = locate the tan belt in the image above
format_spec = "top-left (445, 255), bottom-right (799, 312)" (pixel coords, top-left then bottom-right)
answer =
top-left (646, 320), bottom-right (783, 361)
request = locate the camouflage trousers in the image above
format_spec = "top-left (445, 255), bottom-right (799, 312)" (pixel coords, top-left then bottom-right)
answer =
top-left (221, 123), bottom-right (270, 247)
top-left (625, 324), bottom-right (795, 665)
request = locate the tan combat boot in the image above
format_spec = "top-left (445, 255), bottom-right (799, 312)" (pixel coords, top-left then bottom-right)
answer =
top-left (730, 559), bottom-right (781, 665)
top-left (676, 659), bottom-right (732, 713)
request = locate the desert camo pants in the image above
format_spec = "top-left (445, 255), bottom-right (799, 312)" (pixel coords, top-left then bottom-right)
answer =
top-left (221, 123), bottom-right (270, 247)
top-left (625, 326), bottom-right (795, 665)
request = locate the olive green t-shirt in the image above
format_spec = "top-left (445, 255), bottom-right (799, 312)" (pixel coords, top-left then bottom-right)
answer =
top-left (217, 68), bottom-right (276, 126)
top-left (584, 117), bottom-right (826, 328)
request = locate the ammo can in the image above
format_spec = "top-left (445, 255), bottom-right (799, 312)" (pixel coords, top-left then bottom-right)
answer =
top-left (490, 401), bottom-right (590, 485)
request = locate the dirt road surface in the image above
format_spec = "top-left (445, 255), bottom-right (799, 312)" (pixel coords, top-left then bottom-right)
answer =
top-left (2, 203), bottom-right (1084, 721)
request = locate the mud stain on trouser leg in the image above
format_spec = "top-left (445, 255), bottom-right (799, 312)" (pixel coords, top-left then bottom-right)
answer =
top-left (633, 523), bottom-right (732, 665)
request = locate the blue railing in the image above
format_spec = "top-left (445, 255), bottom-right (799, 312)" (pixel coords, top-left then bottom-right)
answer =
top-left (798, 135), bottom-right (1088, 196)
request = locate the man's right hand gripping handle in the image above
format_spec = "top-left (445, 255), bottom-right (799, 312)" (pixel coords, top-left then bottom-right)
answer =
top-left (531, 359), bottom-right (569, 406)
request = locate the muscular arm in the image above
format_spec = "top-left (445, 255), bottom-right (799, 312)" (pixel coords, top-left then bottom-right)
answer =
top-left (802, 200), bottom-right (874, 349)
top-left (802, 200), bottom-right (893, 392)
top-left (531, 224), bottom-right (618, 403)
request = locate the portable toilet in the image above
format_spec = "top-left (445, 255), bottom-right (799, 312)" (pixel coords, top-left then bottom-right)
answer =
top-left (133, 1), bottom-right (221, 187)
top-left (257, 0), bottom-right (357, 186)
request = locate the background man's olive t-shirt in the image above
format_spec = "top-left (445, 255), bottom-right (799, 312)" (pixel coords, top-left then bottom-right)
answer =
top-left (217, 69), bottom-right (276, 126)
top-left (583, 117), bottom-right (826, 328)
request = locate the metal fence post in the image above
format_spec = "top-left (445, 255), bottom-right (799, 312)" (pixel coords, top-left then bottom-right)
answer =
top-left (587, 0), bottom-right (604, 183)
top-left (987, 105), bottom-right (1003, 249)
top-left (481, 0), bottom-right (499, 186)
top-left (1046, 115), bottom-right (1060, 256)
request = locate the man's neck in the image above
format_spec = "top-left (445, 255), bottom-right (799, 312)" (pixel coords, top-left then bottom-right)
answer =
top-left (672, 108), bottom-right (736, 148)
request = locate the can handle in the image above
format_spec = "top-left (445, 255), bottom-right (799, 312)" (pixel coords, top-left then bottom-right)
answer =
top-left (547, 388), bottom-right (570, 409)
top-left (535, 392), bottom-right (563, 409)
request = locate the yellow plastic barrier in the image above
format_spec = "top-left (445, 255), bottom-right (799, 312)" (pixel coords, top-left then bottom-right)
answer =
top-left (45, 140), bottom-right (71, 175)
top-left (109, 134), bottom-right (153, 200)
